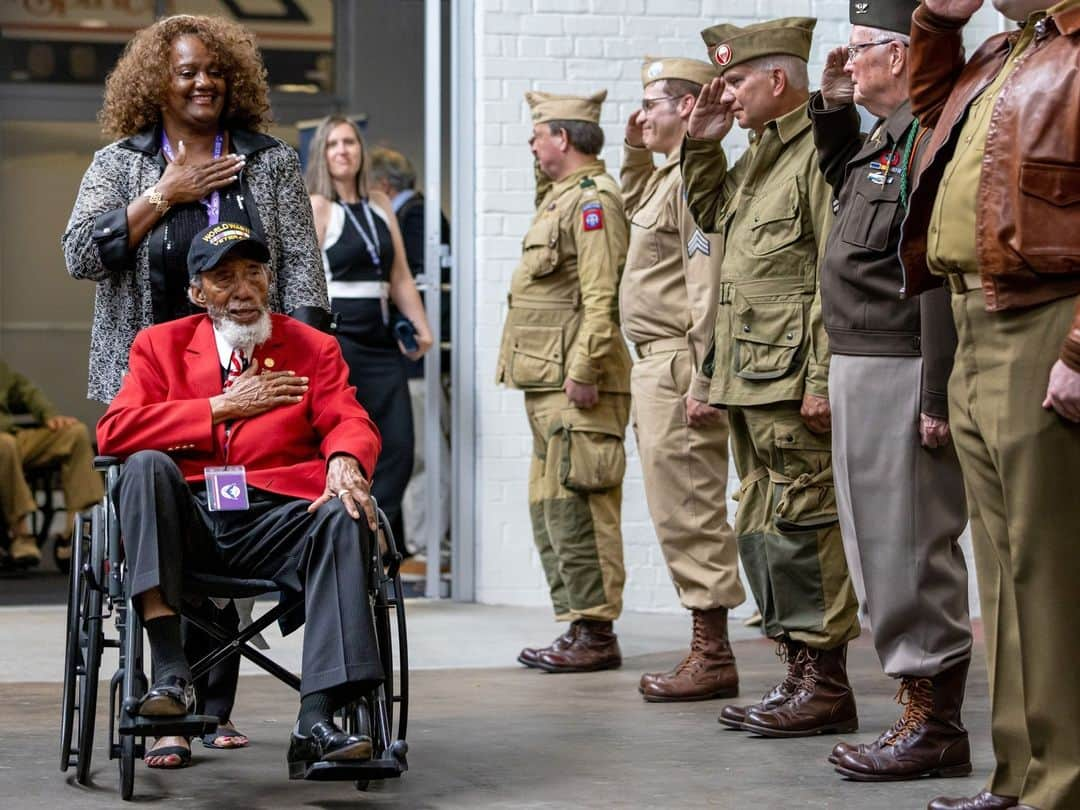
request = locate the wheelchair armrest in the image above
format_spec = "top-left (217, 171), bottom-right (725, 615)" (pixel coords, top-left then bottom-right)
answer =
top-left (94, 455), bottom-right (120, 472)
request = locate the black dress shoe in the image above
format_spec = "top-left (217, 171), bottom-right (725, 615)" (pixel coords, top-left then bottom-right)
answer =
top-left (287, 720), bottom-right (372, 777)
top-left (136, 675), bottom-right (196, 717)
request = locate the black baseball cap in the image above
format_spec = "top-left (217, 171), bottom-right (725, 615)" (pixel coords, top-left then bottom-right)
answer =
top-left (187, 222), bottom-right (270, 279)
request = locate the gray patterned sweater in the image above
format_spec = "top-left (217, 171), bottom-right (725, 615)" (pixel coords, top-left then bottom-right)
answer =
top-left (62, 127), bottom-right (328, 403)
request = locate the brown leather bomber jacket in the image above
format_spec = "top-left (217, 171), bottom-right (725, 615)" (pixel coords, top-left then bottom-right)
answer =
top-left (900, 2), bottom-right (1080, 371)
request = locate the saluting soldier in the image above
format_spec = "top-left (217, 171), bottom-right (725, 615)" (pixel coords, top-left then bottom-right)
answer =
top-left (901, 0), bottom-right (1080, 808)
top-left (620, 56), bottom-right (746, 702)
top-left (682, 18), bottom-right (862, 737)
top-left (498, 90), bottom-right (632, 674)
top-left (809, 0), bottom-right (974, 783)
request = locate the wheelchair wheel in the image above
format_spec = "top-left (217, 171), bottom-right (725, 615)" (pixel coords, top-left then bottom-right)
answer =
top-left (58, 518), bottom-right (85, 771)
top-left (59, 513), bottom-right (104, 785)
top-left (119, 734), bottom-right (135, 800)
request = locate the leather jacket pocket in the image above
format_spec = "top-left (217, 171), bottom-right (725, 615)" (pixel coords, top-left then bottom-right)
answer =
top-left (557, 405), bottom-right (627, 493)
top-left (772, 418), bottom-right (837, 531)
top-left (521, 218), bottom-right (560, 279)
top-left (1018, 160), bottom-right (1080, 265)
top-left (732, 299), bottom-right (804, 381)
top-left (840, 183), bottom-right (901, 252)
top-left (510, 324), bottom-right (564, 388)
top-left (749, 181), bottom-right (803, 256)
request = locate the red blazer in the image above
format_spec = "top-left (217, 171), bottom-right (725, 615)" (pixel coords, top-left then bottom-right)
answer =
top-left (98, 313), bottom-right (381, 503)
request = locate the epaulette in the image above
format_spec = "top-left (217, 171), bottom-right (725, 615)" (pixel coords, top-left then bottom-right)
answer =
top-left (580, 177), bottom-right (596, 189)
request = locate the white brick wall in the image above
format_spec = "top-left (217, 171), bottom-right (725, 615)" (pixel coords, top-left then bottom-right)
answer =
top-left (470, 1), bottom-right (1003, 616)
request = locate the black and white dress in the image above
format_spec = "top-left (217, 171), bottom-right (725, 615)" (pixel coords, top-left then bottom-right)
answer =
top-left (323, 200), bottom-right (414, 551)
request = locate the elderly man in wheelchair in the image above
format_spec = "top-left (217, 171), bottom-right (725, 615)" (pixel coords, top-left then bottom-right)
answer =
top-left (96, 222), bottom-right (386, 776)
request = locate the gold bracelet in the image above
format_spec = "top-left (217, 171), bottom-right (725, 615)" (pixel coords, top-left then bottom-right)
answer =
top-left (144, 185), bottom-right (170, 215)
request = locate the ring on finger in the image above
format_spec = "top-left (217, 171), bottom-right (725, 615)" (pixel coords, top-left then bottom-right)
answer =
top-left (337, 489), bottom-right (350, 499)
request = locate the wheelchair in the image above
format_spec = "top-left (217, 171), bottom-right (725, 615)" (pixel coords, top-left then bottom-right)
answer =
top-left (59, 457), bottom-right (409, 800)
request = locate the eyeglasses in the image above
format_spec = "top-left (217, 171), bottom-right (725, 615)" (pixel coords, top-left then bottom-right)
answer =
top-left (846, 38), bottom-right (906, 62)
top-left (641, 95), bottom-right (679, 113)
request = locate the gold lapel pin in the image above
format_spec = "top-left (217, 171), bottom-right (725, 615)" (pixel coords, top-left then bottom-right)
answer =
top-left (263, 358), bottom-right (275, 368)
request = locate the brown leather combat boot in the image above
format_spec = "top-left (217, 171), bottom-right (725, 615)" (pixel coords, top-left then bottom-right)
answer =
top-left (741, 643), bottom-right (858, 737)
top-left (834, 659), bottom-right (971, 781)
top-left (518, 623), bottom-right (578, 669)
top-left (535, 619), bottom-right (621, 673)
top-left (639, 608), bottom-right (739, 702)
top-left (925, 791), bottom-right (1019, 810)
top-left (718, 638), bottom-right (803, 730)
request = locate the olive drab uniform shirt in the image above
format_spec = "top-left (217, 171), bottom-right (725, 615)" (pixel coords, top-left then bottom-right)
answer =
top-left (497, 160), bottom-right (632, 393)
top-left (681, 101), bottom-right (834, 407)
top-left (619, 145), bottom-right (721, 403)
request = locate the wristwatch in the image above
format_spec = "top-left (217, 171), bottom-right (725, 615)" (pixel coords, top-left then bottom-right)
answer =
top-left (143, 185), bottom-right (170, 215)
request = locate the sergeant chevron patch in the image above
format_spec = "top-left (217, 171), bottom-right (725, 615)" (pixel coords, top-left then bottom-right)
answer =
top-left (687, 229), bottom-right (711, 257)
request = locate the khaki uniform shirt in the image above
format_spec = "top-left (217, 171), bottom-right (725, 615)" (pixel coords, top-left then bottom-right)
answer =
top-left (496, 159), bottom-right (632, 393)
top-left (619, 144), bottom-right (720, 402)
top-left (926, 11), bottom-right (1044, 275)
top-left (682, 101), bottom-right (834, 407)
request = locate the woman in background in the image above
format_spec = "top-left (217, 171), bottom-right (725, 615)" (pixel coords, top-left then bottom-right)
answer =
top-left (306, 116), bottom-right (432, 556)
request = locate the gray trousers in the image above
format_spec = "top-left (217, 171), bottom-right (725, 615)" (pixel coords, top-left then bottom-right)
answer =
top-left (117, 450), bottom-right (383, 696)
top-left (830, 355), bottom-right (972, 677)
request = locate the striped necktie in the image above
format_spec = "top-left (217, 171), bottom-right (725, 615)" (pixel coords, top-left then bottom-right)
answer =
top-left (223, 348), bottom-right (246, 391)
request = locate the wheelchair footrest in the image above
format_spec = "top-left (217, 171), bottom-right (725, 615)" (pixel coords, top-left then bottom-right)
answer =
top-left (292, 754), bottom-right (408, 782)
top-left (119, 714), bottom-right (219, 739)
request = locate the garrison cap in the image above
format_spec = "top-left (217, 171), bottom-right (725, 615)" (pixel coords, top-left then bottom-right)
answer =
top-left (700, 17), bottom-right (816, 75)
top-left (850, 0), bottom-right (918, 35)
top-left (187, 222), bottom-right (270, 280)
top-left (525, 90), bottom-right (607, 125)
top-left (640, 55), bottom-right (715, 89)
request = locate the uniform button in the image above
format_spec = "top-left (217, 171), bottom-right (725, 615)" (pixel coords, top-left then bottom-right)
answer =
top-left (743, 325), bottom-right (751, 333)
top-left (786, 333), bottom-right (794, 340)
top-left (103, 226), bottom-right (111, 234)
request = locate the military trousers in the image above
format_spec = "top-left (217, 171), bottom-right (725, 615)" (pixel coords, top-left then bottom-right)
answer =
top-left (0, 422), bottom-right (104, 529)
top-left (830, 354), bottom-right (972, 677)
top-left (524, 390), bottom-right (629, 622)
top-left (727, 402), bottom-right (860, 650)
top-left (630, 348), bottom-right (744, 611)
top-left (949, 289), bottom-right (1080, 810)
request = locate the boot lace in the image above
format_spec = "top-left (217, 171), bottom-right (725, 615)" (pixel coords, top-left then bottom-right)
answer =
top-left (882, 676), bottom-right (933, 746)
top-left (796, 648), bottom-right (818, 695)
top-left (672, 612), bottom-right (711, 674)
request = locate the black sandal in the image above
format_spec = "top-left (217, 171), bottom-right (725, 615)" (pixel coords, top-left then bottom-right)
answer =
top-left (144, 741), bottom-right (192, 769)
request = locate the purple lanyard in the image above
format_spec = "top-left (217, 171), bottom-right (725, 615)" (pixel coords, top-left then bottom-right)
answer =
top-left (161, 131), bottom-right (225, 225)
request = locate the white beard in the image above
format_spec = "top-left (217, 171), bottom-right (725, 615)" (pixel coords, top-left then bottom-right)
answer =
top-left (209, 307), bottom-right (272, 355)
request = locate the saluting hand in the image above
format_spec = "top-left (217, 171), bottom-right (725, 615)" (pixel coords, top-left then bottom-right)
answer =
top-left (625, 110), bottom-right (645, 148)
top-left (156, 139), bottom-right (247, 206)
top-left (687, 78), bottom-right (734, 141)
top-left (820, 46), bottom-right (855, 109)
top-left (209, 359), bottom-right (308, 422)
top-left (923, 0), bottom-right (983, 21)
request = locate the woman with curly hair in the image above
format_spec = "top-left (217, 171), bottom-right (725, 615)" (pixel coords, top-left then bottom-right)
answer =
top-left (62, 14), bottom-right (329, 771)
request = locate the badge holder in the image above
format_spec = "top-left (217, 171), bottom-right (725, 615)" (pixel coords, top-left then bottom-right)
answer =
top-left (205, 466), bottom-right (250, 511)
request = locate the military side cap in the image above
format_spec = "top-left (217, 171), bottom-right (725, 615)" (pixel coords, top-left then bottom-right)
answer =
top-left (525, 90), bottom-right (607, 125)
top-left (850, 0), bottom-right (918, 35)
top-left (187, 222), bottom-right (270, 279)
top-left (640, 55), bottom-right (715, 88)
top-left (700, 17), bottom-right (816, 75)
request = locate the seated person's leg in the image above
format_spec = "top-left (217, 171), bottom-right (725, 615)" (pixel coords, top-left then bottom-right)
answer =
top-left (0, 432), bottom-right (41, 567)
top-left (118, 450), bottom-right (213, 717)
top-left (218, 493), bottom-right (382, 764)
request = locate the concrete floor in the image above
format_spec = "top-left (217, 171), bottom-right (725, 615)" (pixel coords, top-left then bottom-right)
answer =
top-left (0, 603), bottom-right (991, 809)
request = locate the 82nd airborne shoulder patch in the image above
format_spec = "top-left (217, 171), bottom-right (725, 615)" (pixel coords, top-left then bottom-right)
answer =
top-left (582, 200), bottom-right (604, 231)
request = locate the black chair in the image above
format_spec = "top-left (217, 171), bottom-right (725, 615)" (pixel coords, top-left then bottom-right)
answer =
top-left (59, 457), bottom-right (409, 799)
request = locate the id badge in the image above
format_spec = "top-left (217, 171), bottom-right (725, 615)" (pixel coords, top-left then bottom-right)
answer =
top-left (205, 466), bottom-right (250, 511)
